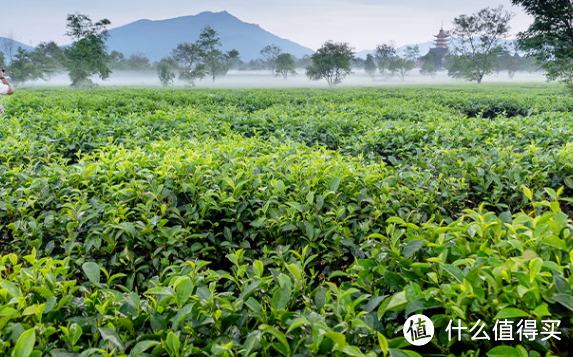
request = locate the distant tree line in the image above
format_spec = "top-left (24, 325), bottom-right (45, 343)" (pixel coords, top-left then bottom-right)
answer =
top-left (1, 4), bottom-right (570, 88)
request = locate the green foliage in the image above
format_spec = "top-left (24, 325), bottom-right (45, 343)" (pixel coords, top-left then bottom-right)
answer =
top-left (512, 0), bottom-right (573, 89)
top-left (306, 41), bottom-right (354, 87)
top-left (6, 48), bottom-right (42, 85)
top-left (63, 13), bottom-right (112, 88)
top-left (448, 6), bottom-right (514, 84)
top-left (171, 27), bottom-right (239, 85)
top-left (364, 54), bottom-right (377, 77)
top-left (275, 53), bottom-right (296, 79)
top-left (374, 43), bottom-right (397, 77)
top-left (260, 44), bottom-right (282, 74)
top-left (156, 58), bottom-right (176, 87)
top-left (390, 57), bottom-right (415, 80)
top-left (197, 26), bottom-right (228, 83)
top-left (0, 86), bottom-right (572, 355)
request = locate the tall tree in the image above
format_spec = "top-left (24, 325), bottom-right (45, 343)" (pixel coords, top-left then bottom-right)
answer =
top-left (420, 52), bottom-right (440, 77)
top-left (511, 0), bottom-right (573, 90)
top-left (157, 58), bottom-right (176, 87)
top-left (33, 41), bottom-right (65, 74)
top-left (364, 54), bottom-right (377, 78)
top-left (7, 48), bottom-right (42, 84)
top-left (390, 57), bottom-right (415, 80)
top-left (374, 43), bottom-right (397, 77)
top-left (447, 6), bottom-right (514, 84)
top-left (63, 14), bottom-right (112, 88)
top-left (260, 44), bottom-right (282, 75)
top-left (197, 26), bottom-right (230, 83)
top-left (275, 53), bottom-right (296, 79)
top-left (8, 44), bottom-right (61, 85)
top-left (404, 45), bottom-right (420, 62)
top-left (172, 43), bottom-right (205, 85)
top-left (306, 41), bottom-right (354, 87)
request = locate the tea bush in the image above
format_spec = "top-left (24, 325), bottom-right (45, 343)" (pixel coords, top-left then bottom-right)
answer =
top-left (1, 85), bottom-right (572, 356)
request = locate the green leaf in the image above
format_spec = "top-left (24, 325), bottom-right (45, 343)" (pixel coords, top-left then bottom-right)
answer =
top-left (522, 186), bottom-right (532, 201)
top-left (165, 332), bottom-right (180, 357)
top-left (494, 308), bottom-right (529, 319)
top-left (243, 331), bottom-right (262, 356)
top-left (271, 275), bottom-right (292, 311)
top-left (286, 263), bottom-right (301, 281)
top-left (486, 346), bottom-right (521, 357)
top-left (363, 295), bottom-right (386, 313)
top-left (129, 341), bottom-right (160, 357)
top-left (329, 177), bottom-right (341, 192)
top-left (442, 264), bottom-right (465, 283)
top-left (314, 286), bottom-right (327, 311)
top-left (325, 332), bottom-right (346, 347)
top-left (259, 325), bottom-right (290, 355)
top-left (388, 349), bottom-right (422, 357)
top-left (82, 262), bottom-right (101, 284)
top-left (386, 291), bottom-right (407, 312)
top-left (402, 240), bottom-right (425, 259)
top-left (553, 293), bottom-right (573, 311)
top-left (533, 303), bottom-right (551, 317)
top-left (377, 333), bottom-right (389, 357)
top-left (2, 281), bottom-right (21, 298)
top-left (99, 327), bottom-right (124, 353)
top-left (286, 317), bottom-right (310, 334)
top-left (341, 345), bottom-right (365, 357)
top-left (13, 328), bottom-right (35, 357)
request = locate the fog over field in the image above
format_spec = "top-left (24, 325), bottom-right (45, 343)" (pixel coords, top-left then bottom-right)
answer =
top-left (24, 69), bottom-right (549, 89)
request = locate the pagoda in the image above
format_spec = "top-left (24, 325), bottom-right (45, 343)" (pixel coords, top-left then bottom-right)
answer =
top-left (426, 25), bottom-right (450, 69)
top-left (434, 27), bottom-right (449, 50)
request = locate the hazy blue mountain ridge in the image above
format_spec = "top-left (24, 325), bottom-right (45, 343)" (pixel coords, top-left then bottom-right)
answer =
top-left (105, 11), bottom-right (314, 62)
top-left (0, 38), bottom-right (35, 62)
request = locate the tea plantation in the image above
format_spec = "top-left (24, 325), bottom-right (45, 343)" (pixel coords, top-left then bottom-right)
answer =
top-left (1, 85), bottom-right (573, 356)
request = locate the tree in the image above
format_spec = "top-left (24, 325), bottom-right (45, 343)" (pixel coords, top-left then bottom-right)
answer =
top-left (63, 13), bottom-right (112, 88)
top-left (511, 0), bottom-right (573, 90)
top-left (260, 45), bottom-right (282, 74)
top-left (8, 44), bottom-right (61, 85)
top-left (390, 57), bottom-right (415, 80)
top-left (296, 55), bottom-right (312, 69)
top-left (364, 54), bottom-right (377, 77)
top-left (196, 26), bottom-right (232, 83)
top-left (33, 41), bottom-right (65, 75)
top-left (157, 58), bottom-right (176, 86)
top-left (224, 49), bottom-right (241, 72)
top-left (275, 53), bottom-right (296, 79)
top-left (172, 43), bottom-right (205, 85)
top-left (420, 52), bottom-right (440, 77)
top-left (447, 6), bottom-right (514, 84)
top-left (125, 52), bottom-right (151, 70)
top-left (7, 48), bottom-right (42, 84)
top-left (374, 43), bottom-right (397, 77)
top-left (306, 41), bottom-right (354, 87)
top-left (404, 45), bottom-right (420, 62)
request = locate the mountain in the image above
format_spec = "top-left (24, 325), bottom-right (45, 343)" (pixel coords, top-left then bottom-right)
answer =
top-left (106, 11), bottom-right (314, 62)
top-left (356, 39), bottom-right (518, 59)
top-left (0, 38), bottom-right (35, 62)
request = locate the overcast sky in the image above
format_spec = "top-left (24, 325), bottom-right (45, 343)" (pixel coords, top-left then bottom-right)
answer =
top-left (3, 0), bottom-right (532, 51)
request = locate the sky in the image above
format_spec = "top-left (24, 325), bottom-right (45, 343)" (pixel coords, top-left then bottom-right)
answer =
top-left (3, 0), bottom-right (532, 51)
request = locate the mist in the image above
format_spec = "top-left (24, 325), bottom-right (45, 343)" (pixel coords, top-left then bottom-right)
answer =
top-left (22, 69), bottom-right (549, 89)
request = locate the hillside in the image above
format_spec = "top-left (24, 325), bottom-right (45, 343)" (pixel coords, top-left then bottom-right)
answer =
top-left (0, 37), bottom-right (35, 61)
top-left (106, 11), bottom-right (314, 62)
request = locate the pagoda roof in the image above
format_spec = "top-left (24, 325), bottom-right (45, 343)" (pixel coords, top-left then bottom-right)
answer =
top-left (435, 29), bottom-right (449, 38)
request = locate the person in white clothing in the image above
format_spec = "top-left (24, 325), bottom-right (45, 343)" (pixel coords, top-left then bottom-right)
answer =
top-left (0, 67), bottom-right (15, 114)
